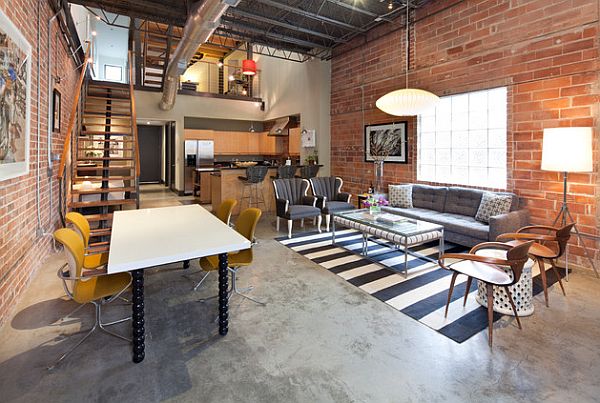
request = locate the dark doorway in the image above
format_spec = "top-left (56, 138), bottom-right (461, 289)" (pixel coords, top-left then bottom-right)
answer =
top-left (138, 125), bottom-right (163, 183)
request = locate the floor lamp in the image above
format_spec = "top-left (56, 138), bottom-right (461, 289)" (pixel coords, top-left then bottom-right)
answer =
top-left (541, 127), bottom-right (599, 279)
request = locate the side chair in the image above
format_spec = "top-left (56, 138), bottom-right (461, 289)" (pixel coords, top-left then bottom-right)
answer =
top-left (497, 224), bottom-right (573, 307)
top-left (50, 228), bottom-right (132, 370)
top-left (273, 178), bottom-right (322, 238)
top-left (439, 240), bottom-right (533, 347)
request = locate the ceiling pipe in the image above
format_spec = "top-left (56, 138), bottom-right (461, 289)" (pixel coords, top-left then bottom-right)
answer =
top-left (159, 0), bottom-right (241, 111)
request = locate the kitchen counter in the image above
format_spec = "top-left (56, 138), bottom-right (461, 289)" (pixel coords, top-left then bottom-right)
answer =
top-left (211, 167), bottom-right (279, 215)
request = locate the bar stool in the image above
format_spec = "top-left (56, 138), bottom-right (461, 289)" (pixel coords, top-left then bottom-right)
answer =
top-left (270, 165), bottom-right (297, 180)
top-left (297, 165), bottom-right (320, 179)
top-left (239, 165), bottom-right (269, 210)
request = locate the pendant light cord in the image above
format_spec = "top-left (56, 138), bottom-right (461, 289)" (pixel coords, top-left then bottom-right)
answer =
top-left (405, 2), bottom-right (410, 89)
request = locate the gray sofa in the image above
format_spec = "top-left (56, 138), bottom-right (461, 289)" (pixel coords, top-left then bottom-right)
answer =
top-left (382, 185), bottom-right (529, 247)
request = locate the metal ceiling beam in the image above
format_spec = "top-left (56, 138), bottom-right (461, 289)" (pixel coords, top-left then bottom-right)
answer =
top-left (220, 17), bottom-right (330, 50)
top-left (325, 0), bottom-right (377, 17)
top-left (230, 9), bottom-right (343, 42)
top-left (252, 0), bottom-right (364, 31)
top-left (69, 0), bottom-right (185, 26)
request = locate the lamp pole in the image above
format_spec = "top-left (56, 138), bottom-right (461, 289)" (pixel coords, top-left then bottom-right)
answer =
top-left (552, 171), bottom-right (599, 279)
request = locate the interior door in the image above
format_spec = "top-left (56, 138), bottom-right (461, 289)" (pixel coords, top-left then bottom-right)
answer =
top-left (138, 125), bottom-right (162, 183)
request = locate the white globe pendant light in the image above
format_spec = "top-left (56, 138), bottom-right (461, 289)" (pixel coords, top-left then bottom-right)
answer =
top-left (376, 4), bottom-right (439, 116)
top-left (376, 88), bottom-right (440, 116)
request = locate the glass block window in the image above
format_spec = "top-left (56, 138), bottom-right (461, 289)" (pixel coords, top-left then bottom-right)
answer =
top-left (417, 87), bottom-right (507, 189)
top-left (104, 65), bottom-right (123, 82)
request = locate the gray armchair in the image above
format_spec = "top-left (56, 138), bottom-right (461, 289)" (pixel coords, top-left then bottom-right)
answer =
top-left (273, 178), bottom-right (322, 238)
top-left (309, 177), bottom-right (354, 231)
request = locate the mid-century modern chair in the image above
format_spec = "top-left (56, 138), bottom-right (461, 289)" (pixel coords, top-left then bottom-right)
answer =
top-left (496, 224), bottom-right (573, 307)
top-left (272, 165), bottom-right (297, 179)
top-left (238, 165), bottom-right (269, 210)
top-left (65, 212), bottom-right (108, 270)
top-left (309, 176), bottom-right (354, 231)
top-left (50, 228), bottom-right (132, 369)
top-left (199, 208), bottom-right (265, 305)
top-left (191, 199), bottom-right (238, 291)
top-left (273, 178), bottom-right (322, 238)
top-left (439, 240), bottom-right (533, 347)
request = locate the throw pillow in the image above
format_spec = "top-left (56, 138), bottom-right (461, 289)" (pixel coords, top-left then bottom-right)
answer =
top-left (388, 184), bottom-right (413, 208)
top-left (475, 193), bottom-right (513, 223)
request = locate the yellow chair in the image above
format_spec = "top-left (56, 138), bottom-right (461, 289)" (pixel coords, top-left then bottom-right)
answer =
top-left (215, 199), bottom-right (237, 226)
top-left (49, 228), bottom-right (132, 370)
top-left (191, 199), bottom-right (238, 291)
top-left (65, 212), bottom-right (108, 270)
top-left (199, 208), bottom-right (265, 305)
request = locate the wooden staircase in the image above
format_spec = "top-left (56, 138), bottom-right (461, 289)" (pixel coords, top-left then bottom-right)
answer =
top-left (140, 22), bottom-right (181, 89)
top-left (69, 80), bottom-right (139, 252)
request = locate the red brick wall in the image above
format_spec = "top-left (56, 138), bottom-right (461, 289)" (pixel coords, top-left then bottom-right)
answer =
top-left (331, 0), bottom-right (600, 268)
top-left (0, 0), bottom-right (78, 327)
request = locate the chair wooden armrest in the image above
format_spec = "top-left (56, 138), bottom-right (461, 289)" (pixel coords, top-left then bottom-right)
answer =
top-left (57, 265), bottom-right (109, 281)
top-left (517, 225), bottom-right (560, 233)
top-left (439, 253), bottom-right (510, 268)
top-left (496, 233), bottom-right (556, 242)
top-left (469, 242), bottom-right (513, 254)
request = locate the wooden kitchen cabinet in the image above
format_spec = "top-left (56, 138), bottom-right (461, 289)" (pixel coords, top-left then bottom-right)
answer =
top-left (247, 133), bottom-right (260, 154)
top-left (288, 127), bottom-right (301, 156)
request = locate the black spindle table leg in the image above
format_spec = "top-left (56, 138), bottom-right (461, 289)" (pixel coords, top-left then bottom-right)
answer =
top-left (183, 260), bottom-right (190, 269)
top-left (131, 269), bottom-right (145, 363)
top-left (218, 253), bottom-right (229, 336)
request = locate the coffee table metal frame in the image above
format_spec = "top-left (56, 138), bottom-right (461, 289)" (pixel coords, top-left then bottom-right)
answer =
top-left (331, 209), bottom-right (445, 277)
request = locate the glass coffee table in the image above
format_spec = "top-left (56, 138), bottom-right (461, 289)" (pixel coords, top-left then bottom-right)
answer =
top-left (332, 209), bottom-right (444, 277)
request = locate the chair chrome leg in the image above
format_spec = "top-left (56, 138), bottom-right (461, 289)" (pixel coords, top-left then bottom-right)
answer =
top-left (98, 303), bottom-right (132, 342)
top-left (287, 220), bottom-right (293, 238)
top-left (230, 267), bottom-right (266, 306)
top-left (192, 271), bottom-right (211, 291)
top-left (48, 323), bottom-right (97, 370)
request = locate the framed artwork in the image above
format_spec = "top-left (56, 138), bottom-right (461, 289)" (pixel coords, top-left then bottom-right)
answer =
top-left (364, 122), bottom-right (408, 163)
top-left (0, 9), bottom-right (32, 180)
top-left (52, 89), bottom-right (61, 132)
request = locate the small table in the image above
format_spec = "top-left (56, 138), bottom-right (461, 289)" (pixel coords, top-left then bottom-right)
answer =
top-left (107, 204), bottom-right (251, 363)
top-left (474, 248), bottom-right (535, 316)
top-left (332, 209), bottom-right (444, 277)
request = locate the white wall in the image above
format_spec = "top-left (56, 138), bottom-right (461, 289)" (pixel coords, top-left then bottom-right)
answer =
top-left (258, 56), bottom-right (331, 174)
top-left (134, 55), bottom-right (331, 191)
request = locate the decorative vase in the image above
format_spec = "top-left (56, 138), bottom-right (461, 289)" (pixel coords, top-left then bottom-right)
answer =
top-left (369, 205), bottom-right (381, 215)
top-left (374, 160), bottom-right (384, 194)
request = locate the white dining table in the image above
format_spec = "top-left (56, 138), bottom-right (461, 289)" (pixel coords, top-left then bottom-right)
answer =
top-left (107, 204), bottom-right (251, 363)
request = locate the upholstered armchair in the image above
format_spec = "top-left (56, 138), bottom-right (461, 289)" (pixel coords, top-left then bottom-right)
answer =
top-left (273, 178), bottom-right (322, 238)
top-left (309, 177), bottom-right (355, 231)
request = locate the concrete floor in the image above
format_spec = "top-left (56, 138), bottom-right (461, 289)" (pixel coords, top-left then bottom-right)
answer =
top-left (1, 184), bottom-right (600, 402)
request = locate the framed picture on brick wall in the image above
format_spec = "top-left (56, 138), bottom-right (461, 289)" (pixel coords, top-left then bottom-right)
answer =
top-left (364, 122), bottom-right (408, 163)
top-left (0, 9), bottom-right (32, 180)
top-left (52, 89), bottom-right (61, 132)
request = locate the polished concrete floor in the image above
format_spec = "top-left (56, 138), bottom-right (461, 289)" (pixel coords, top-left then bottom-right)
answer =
top-left (1, 185), bottom-right (600, 402)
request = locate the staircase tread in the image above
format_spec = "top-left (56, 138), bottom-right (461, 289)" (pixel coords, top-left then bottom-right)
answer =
top-left (84, 111), bottom-right (132, 117)
top-left (81, 157), bottom-right (135, 161)
top-left (78, 137), bottom-right (134, 141)
top-left (72, 187), bottom-right (136, 194)
top-left (73, 176), bottom-right (135, 181)
top-left (76, 166), bottom-right (136, 171)
top-left (86, 95), bottom-right (130, 101)
top-left (80, 131), bottom-right (132, 135)
top-left (80, 213), bottom-right (113, 221)
top-left (71, 199), bottom-right (137, 208)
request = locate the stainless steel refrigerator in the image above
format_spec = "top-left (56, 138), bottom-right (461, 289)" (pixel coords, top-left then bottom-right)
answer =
top-left (184, 140), bottom-right (214, 195)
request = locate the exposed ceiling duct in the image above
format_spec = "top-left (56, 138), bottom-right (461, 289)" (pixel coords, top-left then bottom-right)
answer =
top-left (159, 0), bottom-right (241, 111)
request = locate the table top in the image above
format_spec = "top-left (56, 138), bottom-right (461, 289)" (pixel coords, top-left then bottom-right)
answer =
top-left (333, 209), bottom-right (443, 237)
top-left (107, 204), bottom-right (251, 274)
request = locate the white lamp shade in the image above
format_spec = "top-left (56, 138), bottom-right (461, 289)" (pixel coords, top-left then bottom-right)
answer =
top-left (541, 127), bottom-right (593, 172)
top-left (376, 88), bottom-right (440, 116)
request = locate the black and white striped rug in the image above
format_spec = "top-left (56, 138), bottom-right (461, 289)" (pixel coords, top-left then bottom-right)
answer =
top-left (276, 229), bottom-right (564, 343)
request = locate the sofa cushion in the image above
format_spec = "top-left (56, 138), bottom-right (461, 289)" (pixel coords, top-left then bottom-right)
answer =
top-left (495, 191), bottom-right (519, 211)
top-left (444, 187), bottom-right (483, 217)
top-left (475, 192), bottom-right (513, 223)
top-left (412, 185), bottom-right (447, 212)
top-left (389, 184), bottom-right (413, 208)
top-left (382, 207), bottom-right (489, 240)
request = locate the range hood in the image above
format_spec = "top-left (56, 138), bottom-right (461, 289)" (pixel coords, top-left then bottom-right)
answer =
top-left (268, 117), bottom-right (290, 136)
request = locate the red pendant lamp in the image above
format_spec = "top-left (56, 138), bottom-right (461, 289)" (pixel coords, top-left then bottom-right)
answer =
top-left (242, 59), bottom-right (257, 76)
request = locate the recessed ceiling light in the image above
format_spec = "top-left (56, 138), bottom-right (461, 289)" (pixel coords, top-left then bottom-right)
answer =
top-left (146, 121), bottom-right (151, 125)
top-left (91, 31), bottom-right (97, 36)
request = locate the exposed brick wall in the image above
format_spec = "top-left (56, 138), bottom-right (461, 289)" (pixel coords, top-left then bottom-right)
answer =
top-left (0, 0), bottom-right (78, 327)
top-left (331, 0), bottom-right (600, 268)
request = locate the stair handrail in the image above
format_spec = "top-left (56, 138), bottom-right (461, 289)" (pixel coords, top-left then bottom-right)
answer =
top-left (58, 42), bottom-right (91, 180)
top-left (129, 51), bottom-right (141, 177)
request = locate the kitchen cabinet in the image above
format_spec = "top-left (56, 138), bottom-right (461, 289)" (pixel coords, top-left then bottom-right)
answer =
top-left (247, 133), bottom-right (260, 154)
top-left (184, 129), bottom-right (283, 156)
top-left (288, 127), bottom-right (301, 156)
